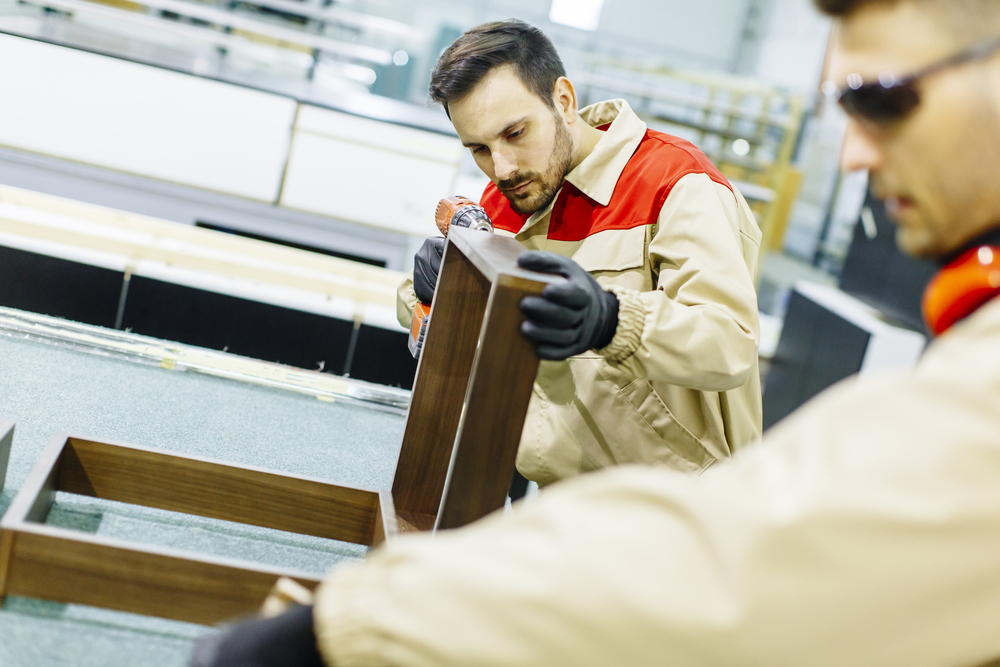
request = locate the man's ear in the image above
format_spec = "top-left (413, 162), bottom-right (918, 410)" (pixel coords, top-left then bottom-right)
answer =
top-left (552, 76), bottom-right (579, 123)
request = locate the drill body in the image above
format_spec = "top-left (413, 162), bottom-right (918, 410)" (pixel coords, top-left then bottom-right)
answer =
top-left (408, 197), bottom-right (494, 358)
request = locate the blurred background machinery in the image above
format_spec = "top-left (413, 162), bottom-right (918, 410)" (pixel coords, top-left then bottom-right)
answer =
top-left (574, 61), bottom-right (805, 253)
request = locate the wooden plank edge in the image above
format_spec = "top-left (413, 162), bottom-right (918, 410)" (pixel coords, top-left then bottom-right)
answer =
top-left (395, 511), bottom-right (435, 534)
top-left (448, 227), bottom-right (563, 288)
top-left (373, 491), bottom-right (398, 547)
top-left (435, 281), bottom-right (542, 530)
top-left (3, 523), bottom-right (324, 625)
top-left (62, 435), bottom-right (382, 545)
top-left (61, 434), bottom-right (378, 496)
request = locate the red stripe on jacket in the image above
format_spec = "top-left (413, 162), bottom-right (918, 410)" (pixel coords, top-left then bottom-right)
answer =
top-left (480, 128), bottom-right (733, 242)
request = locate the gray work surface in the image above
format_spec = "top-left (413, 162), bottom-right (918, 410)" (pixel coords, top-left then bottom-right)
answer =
top-left (0, 330), bottom-right (406, 666)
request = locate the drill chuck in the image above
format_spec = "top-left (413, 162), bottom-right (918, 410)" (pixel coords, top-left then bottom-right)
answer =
top-left (435, 196), bottom-right (494, 236)
top-left (450, 205), bottom-right (494, 233)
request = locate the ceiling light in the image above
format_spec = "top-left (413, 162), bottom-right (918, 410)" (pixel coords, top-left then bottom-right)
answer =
top-left (549, 0), bottom-right (604, 31)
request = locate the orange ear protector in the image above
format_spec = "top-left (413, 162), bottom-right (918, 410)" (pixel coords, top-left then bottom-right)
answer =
top-left (922, 245), bottom-right (1000, 336)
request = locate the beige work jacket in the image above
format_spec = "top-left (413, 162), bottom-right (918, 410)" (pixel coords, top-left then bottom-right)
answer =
top-left (315, 295), bottom-right (1000, 667)
top-left (398, 100), bottom-right (762, 484)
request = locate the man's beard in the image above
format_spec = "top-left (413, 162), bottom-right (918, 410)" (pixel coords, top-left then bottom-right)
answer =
top-left (498, 118), bottom-right (574, 215)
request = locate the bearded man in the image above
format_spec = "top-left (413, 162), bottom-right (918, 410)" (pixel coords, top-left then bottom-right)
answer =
top-left (400, 20), bottom-right (763, 485)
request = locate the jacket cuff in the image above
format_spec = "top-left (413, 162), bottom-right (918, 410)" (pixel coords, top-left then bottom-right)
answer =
top-left (598, 285), bottom-right (645, 362)
top-left (396, 272), bottom-right (418, 329)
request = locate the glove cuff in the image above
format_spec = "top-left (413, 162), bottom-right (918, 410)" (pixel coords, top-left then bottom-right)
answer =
top-left (597, 286), bottom-right (645, 362)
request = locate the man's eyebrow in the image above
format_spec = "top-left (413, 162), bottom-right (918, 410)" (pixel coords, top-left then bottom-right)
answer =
top-left (461, 117), bottom-right (529, 148)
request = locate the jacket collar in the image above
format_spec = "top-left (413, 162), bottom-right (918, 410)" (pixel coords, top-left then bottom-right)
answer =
top-left (564, 99), bottom-right (647, 207)
top-left (518, 99), bottom-right (647, 233)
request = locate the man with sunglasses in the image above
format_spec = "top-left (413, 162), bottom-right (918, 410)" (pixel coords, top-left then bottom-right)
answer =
top-left (193, 2), bottom-right (1000, 665)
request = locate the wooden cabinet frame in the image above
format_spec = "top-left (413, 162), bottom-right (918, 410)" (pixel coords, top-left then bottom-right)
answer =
top-left (0, 433), bottom-right (395, 625)
top-left (0, 228), bottom-right (555, 625)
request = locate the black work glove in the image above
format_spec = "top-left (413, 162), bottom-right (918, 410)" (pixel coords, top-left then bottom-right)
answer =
top-left (517, 251), bottom-right (619, 361)
top-left (188, 605), bottom-right (325, 667)
top-left (413, 236), bottom-right (446, 303)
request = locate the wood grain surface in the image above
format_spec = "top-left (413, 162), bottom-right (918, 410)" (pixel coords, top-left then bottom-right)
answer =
top-left (436, 275), bottom-right (545, 529)
top-left (392, 243), bottom-right (492, 517)
top-left (58, 435), bottom-right (383, 546)
top-left (395, 511), bottom-right (436, 534)
top-left (373, 490), bottom-right (398, 546)
top-left (447, 226), bottom-right (561, 290)
top-left (394, 227), bottom-right (553, 530)
top-left (0, 432), bottom-right (392, 618)
top-left (3, 523), bottom-right (322, 625)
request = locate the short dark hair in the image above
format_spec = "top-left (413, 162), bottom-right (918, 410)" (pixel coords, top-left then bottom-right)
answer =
top-left (429, 19), bottom-right (566, 117)
top-left (814, 0), bottom-right (1000, 37)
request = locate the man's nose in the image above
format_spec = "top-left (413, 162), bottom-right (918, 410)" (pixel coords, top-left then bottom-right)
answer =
top-left (492, 150), bottom-right (517, 181)
top-left (840, 120), bottom-right (884, 173)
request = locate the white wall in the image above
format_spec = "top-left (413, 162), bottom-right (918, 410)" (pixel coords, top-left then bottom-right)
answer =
top-left (0, 33), bottom-right (297, 202)
top-left (0, 33), bottom-right (467, 238)
top-left (280, 106), bottom-right (463, 237)
top-left (753, 0), bottom-right (830, 90)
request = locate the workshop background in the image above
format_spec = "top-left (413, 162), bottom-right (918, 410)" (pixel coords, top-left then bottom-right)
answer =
top-left (0, 0), bottom-right (932, 394)
top-left (0, 1), bottom-right (934, 664)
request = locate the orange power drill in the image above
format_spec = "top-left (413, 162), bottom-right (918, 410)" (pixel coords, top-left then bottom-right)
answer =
top-left (408, 196), bottom-right (494, 358)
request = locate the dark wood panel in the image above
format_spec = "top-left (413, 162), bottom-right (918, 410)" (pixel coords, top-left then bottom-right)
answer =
top-left (393, 228), bottom-right (557, 525)
top-left (395, 511), bottom-right (436, 534)
top-left (59, 436), bottom-right (380, 546)
top-left (391, 245), bottom-right (492, 517)
top-left (448, 226), bottom-right (524, 283)
top-left (4, 525), bottom-right (322, 625)
top-left (447, 227), bottom-right (559, 291)
top-left (373, 491), bottom-right (397, 547)
top-left (436, 277), bottom-right (544, 529)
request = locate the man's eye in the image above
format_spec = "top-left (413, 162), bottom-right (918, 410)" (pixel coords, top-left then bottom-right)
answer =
top-left (508, 129), bottom-right (523, 140)
top-left (472, 146), bottom-right (488, 156)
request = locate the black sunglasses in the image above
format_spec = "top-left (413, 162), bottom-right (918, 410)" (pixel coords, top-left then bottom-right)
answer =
top-left (830, 35), bottom-right (1000, 126)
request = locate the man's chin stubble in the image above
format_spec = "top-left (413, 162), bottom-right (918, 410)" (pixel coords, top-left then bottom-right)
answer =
top-left (504, 117), bottom-right (575, 215)
top-left (509, 188), bottom-right (558, 215)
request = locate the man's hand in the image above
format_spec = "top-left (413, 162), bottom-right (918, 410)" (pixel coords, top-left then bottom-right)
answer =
top-left (188, 606), bottom-right (324, 667)
top-left (517, 251), bottom-right (619, 361)
top-left (413, 236), bottom-right (446, 303)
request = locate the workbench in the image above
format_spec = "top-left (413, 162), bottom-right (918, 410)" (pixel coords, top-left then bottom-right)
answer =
top-left (0, 308), bottom-right (408, 666)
